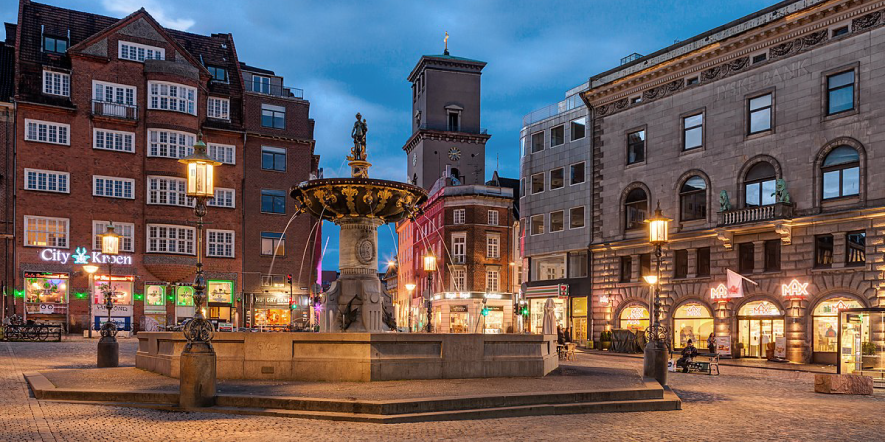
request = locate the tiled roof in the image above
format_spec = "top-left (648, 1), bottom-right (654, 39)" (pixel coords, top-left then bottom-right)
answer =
top-left (239, 62), bottom-right (274, 76)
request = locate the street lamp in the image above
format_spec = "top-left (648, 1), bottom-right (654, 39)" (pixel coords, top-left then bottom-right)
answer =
top-left (405, 283), bottom-right (416, 332)
top-left (96, 223), bottom-right (121, 367)
top-left (423, 253), bottom-right (437, 333)
top-left (83, 265), bottom-right (98, 338)
top-left (178, 132), bottom-right (221, 408)
top-left (643, 202), bottom-right (671, 386)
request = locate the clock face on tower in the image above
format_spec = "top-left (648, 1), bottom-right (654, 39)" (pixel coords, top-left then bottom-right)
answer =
top-left (448, 147), bottom-right (461, 161)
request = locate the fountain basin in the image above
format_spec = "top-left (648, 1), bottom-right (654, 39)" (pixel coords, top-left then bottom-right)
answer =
top-left (291, 178), bottom-right (427, 223)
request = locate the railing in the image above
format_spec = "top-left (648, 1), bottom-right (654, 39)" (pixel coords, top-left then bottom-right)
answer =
top-left (247, 83), bottom-right (304, 99)
top-left (92, 100), bottom-right (138, 120)
top-left (717, 202), bottom-right (793, 227)
top-left (523, 93), bottom-right (584, 126)
top-left (1, 324), bottom-right (63, 342)
top-left (416, 123), bottom-right (487, 135)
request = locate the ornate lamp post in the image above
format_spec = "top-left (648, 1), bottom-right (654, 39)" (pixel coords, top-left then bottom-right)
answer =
top-left (177, 133), bottom-right (221, 408)
top-left (643, 202), bottom-right (671, 386)
top-left (83, 264), bottom-right (98, 338)
top-left (423, 254), bottom-right (437, 333)
top-left (96, 223), bottom-right (121, 368)
top-left (405, 283), bottom-right (416, 332)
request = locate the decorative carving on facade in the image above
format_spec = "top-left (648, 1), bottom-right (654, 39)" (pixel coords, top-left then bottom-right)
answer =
top-left (770, 30), bottom-right (828, 60)
top-left (852, 11), bottom-right (882, 31)
top-left (774, 222), bottom-right (792, 245)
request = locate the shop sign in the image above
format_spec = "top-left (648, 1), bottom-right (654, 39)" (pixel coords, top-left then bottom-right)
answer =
top-left (572, 297), bottom-right (587, 317)
top-left (218, 322), bottom-right (234, 332)
top-left (487, 305), bottom-right (504, 312)
top-left (781, 279), bottom-right (809, 299)
top-left (40, 247), bottom-right (133, 266)
top-left (775, 336), bottom-right (787, 359)
top-left (710, 284), bottom-right (729, 300)
top-left (94, 316), bottom-right (131, 331)
top-left (39, 303), bottom-right (55, 314)
top-left (208, 280), bottom-right (233, 304)
top-left (444, 292), bottom-right (472, 300)
top-left (484, 293), bottom-right (503, 299)
top-left (525, 284), bottom-right (569, 299)
top-left (24, 271), bottom-right (68, 280)
top-left (714, 336), bottom-right (732, 357)
top-left (450, 305), bottom-right (468, 313)
top-left (254, 294), bottom-right (289, 305)
top-left (91, 304), bottom-right (133, 316)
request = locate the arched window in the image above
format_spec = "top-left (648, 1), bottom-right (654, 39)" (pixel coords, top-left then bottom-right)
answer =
top-left (822, 146), bottom-right (860, 200)
top-left (624, 188), bottom-right (648, 231)
top-left (680, 176), bottom-right (707, 221)
top-left (744, 162), bottom-right (776, 207)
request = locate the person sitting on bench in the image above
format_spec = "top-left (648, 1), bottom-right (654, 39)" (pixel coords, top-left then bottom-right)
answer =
top-left (677, 339), bottom-right (699, 373)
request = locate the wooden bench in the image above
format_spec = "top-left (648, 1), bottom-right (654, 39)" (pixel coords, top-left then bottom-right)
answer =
top-left (672, 351), bottom-right (720, 376)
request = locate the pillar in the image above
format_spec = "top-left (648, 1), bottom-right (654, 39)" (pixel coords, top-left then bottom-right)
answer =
top-left (713, 301), bottom-right (733, 354)
top-left (687, 248), bottom-right (698, 279)
top-left (785, 298), bottom-right (808, 363)
top-left (630, 254), bottom-right (641, 282)
top-left (832, 232), bottom-right (846, 268)
top-left (753, 240), bottom-right (765, 274)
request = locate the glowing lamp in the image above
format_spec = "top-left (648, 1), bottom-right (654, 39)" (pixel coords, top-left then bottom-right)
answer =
top-left (405, 283), bottom-right (416, 292)
top-left (178, 133), bottom-right (221, 198)
top-left (100, 223), bottom-right (121, 255)
top-left (423, 254), bottom-right (437, 272)
top-left (83, 265), bottom-right (99, 274)
top-left (643, 275), bottom-right (658, 285)
top-left (645, 202), bottom-right (671, 246)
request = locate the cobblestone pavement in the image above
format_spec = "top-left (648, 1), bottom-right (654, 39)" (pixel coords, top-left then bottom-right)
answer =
top-left (2, 337), bottom-right (884, 441)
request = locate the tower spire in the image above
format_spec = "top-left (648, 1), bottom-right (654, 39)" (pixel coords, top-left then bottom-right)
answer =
top-left (444, 31), bottom-right (449, 55)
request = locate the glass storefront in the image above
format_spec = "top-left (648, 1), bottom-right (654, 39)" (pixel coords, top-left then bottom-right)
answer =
top-left (838, 309), bottom-right (885, 384)
top-left (673, 302), bottom-right (713, 349)
top-left (175, 285), bottom-right (195, 324)
top-left (254, 308), bottom-right (290, 326)
top-left (483, 306), bottom-right (505, 334)
top-left (93, 275), bottom-right (134, 305)
top-left (572, 297), bottom-right (588, 344)
top-left (207, 280), bottom-right (234, 322)
top-left (530, 297), bottom-right (567, 333)
top-left (449, 305), bottom-right (469, 333)
top-left (24, 272), bottom-right (69, 319)
top-left (737, 300), bottom-right (784, 358)
top-left (618, 303), bottom-right (649, 333)
top-left (813, 297), bottom-right (863, 364)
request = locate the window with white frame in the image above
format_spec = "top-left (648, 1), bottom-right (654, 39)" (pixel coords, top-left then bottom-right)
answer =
top-left (93, 175), bottom-right (134, 199)
top-left (486, 234), bottom-right (500, 259)
top-left (147, 224), bottom-right (195, 255)
top-left (453, 209), bottom-right (466, 225)
top-left (451, 269), bottom-right (466, 291)
top-left (488, 210), bottom-right (499, 226)
top-left (92, 221), bottom-right (134, 252)
top-left (207, 229), bottom-right (235, 258)
top-left (251, 75), bottom-right (271, 94)
top-left (148, 129), bottom-right (194, 159)
top-left (24, 216), bottom-right (68, 248)
top-left (207, 187), bottom-right (235, 208)
top-left (119, 41), bottom-right (164, 62)
top-left (24, 169), bottom-right (69, 193)
top-left (207, 143), bottom-right (235, 164)
top-left (148, 81), bottom-right (196, 115)
top-left (42, 71), bottom-right (70, 97)
top-left (93, 129), bottom-right (135, 153)
top-left (147, 176), bottom-right (191, 207)
top-left (25, 119), bottom-right (69, 145)
top-left (452, 233), bottom-right (466, 264)
top-left (486, 269), bottom-right (500, 292)
top-left (93, 80), bottom-right (136, 105)
top-left (207, 97), bottom-right (230, 120)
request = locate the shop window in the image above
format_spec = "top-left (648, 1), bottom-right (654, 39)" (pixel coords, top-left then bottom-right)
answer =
top-left (568, 251), bottom-right (588, 278)
top-left (640, 254), bottom-right (651, 279)
top-left (627, 129), bottom-right (645, 165)
top-left (738, 243), bottom-right (754, 274)
top-left (531, 131), bottom-right (544, 153)
top-left (679, 176), bottom-right (706, 221)
top-left (813, 297), bottom-right (862, 353)
top-left (683, 113), bottom-right (703, 151)
top-left (815, 234), bottom-right (834, 268)
top-left (619, 304), bottom-right (649, 333)
top-left (696, 247), bottom-right (710, 277)
top-left (821, 146), bottom-right (860, 200)
top-left (145, 285), bottom-right (166, 307)
top-left (846, 231), bottom-right (865, 266)
top-left (24, 272), bottom-right (68, 306)
top-left (764, 239), bottom-right (781, 272)
top-left (673, 303), bottom-right (713, 349)
top-left (748, 93), bottom-right (772, 134)
top-left (207, 281), bottom-right (234, 304)
top-left (673, 250), bottom-right (688, 279)
top-left (550, 168), bottom-right (564, 190)
top-left (176, 286), bottom-right (195, 306)
top-left (744, 162), bottom-right (776, 207)
top-left (570, 117), bottom-right (586, 141)
top-left (619, 256), bottom-right (632, 283)
top-left (624, 188), bottom-right (648, 231)
top-left (827, 70), bottom-right (855, 115)
top-left (93, 275), bottom-right (134, 305)
top-left (551, 125), bottom-right (564, 147)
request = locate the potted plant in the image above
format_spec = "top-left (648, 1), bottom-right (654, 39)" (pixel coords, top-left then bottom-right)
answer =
top-left (600, 331), bottom-right (612, 351)
top-left (862, 342), bottom-right (878, 369)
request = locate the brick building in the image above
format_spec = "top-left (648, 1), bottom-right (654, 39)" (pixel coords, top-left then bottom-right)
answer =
top-left (3, 0), bottom-right (317, 332)
top-left (583, 0), bottom-right (885, 364)
top-left (0, 28), bottom-right (14, 316)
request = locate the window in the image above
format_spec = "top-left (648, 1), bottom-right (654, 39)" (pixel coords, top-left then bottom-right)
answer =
top-left (93, 176), bottom-right (134, 199)
top-left (827, 70), bottom-right (855, 115)
top-left (520, 137), bottom-right (526, 157)
top-left (447, 111), bottom-right (460, 131)
top-left (847, 231), bottom-right (865, 266)
top-left (251, 75), bottom-right (271, 94)
top-left (683, 113), bottom-right (703, 150)
top-left (42, 71), bottom-right (70, 97)
top-left (119, 41), bottom-right (164, 62)
top-left (261, 104), bottom-right (286, 128)
top-left (148, 81), bottom-right (196, 115)
top-left (454, 209), bottom-right (466, 225)
top-left (550, 125), bottom-right (564, 146)
top-left (680, 176), bottom-right (707, 221)
top-left (207, 97), bottom-right (230, 120)
top-left (487, 210), bottom-right (499, 226)
top-left (624, 188), bottom-right (648, 231)
top-left (25, 119), bottom-right (69, 145)
top-left (815, 234), bottom-right (834, 268)
top-left (147, 176), bottom-right (190, 207)
top-left (207, 143), bottom-right (235, 165)
top-left (486, 234), bottom-right (500, 258)
top-left (531, 131), bottom-right (544, 153)
top-left (207, 230), bottom-right (235, 258)
top-left (822, 146), bottom-right (860, 200)
top-left (674, 250), bottom-right (688, 279)
top-left (752, 52), bottom-right (767, 64)
top-left (570, 162), bottom-right (585, 185)
top-left (627, 129), bottom-right (645, 164)
top-left (569, 251), bottom-right (588, 278)
top-left (24, 216), bottom-right (68, 248)
top-left (550, 168), bottom-right (564, 190)
top-left (486, 270), bottom-right (500, 292)
top-left (686, 77), bottom-right (699, 86)
top-left (640, 254), bottom-right (651, 278)
top-left (570, 117), bottom-right (586, 141)
top-left (260, 232), bottom-right (285, 256)
top-left (530, 214), bottom-right (545, 235)
top-left (147, 224), bottom-right (195, 255)
top-left (207, 66), bottom-right (228, 82)
top-left (261, 189), bottom-right (286, 214)
top-left (619, 256), bottom-right (632, 283)
top-left (24, 169), bottom-right (69, 193)
top-left (764, 240), bottom-right (781, 272)
top-left (812, 297), bottom-right (862, 353)
top-left (93, 81), bottom-right (136, 106)
top-left (452, 233), bottom-right (466, 264)
top-left (696, 247), bottom-right (710, 277)
top-left (550, 211), bottom-right (564, 232)
top-left (630, 96), bottom-right (642, 104)
top-left (93, 129), bottom-right (135, 153)
top-left (673, 303), bottom-right (713, 349)
top-left (531, 172), bottom-right (544, 194)
top-left (148, 129), bottom-right (194, 159)
top-left (43, 35), bottom-right (67, 53)
top-left (569, 206), bottom-right (585, 229)
top-left (93, 221), bottom-right (134, 252)
top-left (451, 269), bottom-right (466, 291)
top-left (744, 162), bottom-right (776, 207)
top-left (832, 25), bottom-right (850, 37)
top-left (748, 93), bottom-right (772, 134)
top-left (207, 187), bottom-right (235, 208)
top-left (738, 243), bottom-right (755, 274)
top-left (261, 146), bottom-right (286, 171)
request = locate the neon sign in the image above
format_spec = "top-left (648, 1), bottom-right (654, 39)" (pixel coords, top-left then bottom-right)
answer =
top-left (710, 284), bottom-right (728, 300)
top-left (781, 279), bottom-right (809, 299)
top-left (752, 302), bottom-right (777, 316)
top-left (40, 247), bottom-right (133, 265)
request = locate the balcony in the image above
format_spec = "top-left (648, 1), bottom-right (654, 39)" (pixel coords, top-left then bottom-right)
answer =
top-left (717, 202), bottom-right (793, 227)
top-left (247, 82), bottom-right (304, 99)
top-left (416, 123), bottom-right (488, 135)
top-left (92, 100), bottom-right (138, 120)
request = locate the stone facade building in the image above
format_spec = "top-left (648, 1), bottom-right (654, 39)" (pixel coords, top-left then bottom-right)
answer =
top-left (583, 0), bottom-right (885, 363)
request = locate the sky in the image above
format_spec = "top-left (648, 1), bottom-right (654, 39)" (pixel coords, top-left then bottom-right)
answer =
top-left (1, 0), bottom-right (780, 272)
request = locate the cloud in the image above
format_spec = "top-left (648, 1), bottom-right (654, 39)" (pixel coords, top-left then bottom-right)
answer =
top-left (102, 0), bottom-right (195, 31)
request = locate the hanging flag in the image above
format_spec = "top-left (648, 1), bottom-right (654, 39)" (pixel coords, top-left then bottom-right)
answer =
top-left (726, 269), bottom-right (758, 298)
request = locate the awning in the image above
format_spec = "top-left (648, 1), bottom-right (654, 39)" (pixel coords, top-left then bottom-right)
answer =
top-left (525, 284), bottom-right (569, 298)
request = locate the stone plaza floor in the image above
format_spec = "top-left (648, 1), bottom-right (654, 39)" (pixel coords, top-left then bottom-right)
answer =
top-left (2, 336), bottom-right (885, 441)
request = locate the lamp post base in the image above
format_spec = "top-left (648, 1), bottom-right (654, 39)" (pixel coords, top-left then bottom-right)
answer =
top-left (97, 336), bottom-right (119, 367)
top-left (179, 342), bottom-right (216, 408)
top-left (643, 340), bottom-right (669, 386)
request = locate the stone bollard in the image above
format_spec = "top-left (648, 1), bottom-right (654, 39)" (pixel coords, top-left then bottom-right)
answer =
top-left (814, 373), bottom-right (873, 395)
top-left (97, 336), bottom-right (119, 368)
top-left (179, 342), bottom-right (217, 408)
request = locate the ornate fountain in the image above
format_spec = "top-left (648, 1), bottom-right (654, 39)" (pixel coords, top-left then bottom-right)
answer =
top-left (291, 113), bottom-right (427, 332)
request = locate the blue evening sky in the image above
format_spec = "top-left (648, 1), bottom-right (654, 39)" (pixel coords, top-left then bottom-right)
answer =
top-left (2, 0), bottom-right (779, 272)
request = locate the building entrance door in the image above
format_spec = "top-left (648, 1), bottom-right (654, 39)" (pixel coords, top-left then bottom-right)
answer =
top-left (738, 318), bottom-right (785, 358)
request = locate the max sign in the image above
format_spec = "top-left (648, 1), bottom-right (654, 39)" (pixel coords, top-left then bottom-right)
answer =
top-left (40, 247), bottom-right (133, 266)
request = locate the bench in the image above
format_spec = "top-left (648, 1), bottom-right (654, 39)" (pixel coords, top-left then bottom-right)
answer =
top-left (672, 351), bottom-right (720, 376)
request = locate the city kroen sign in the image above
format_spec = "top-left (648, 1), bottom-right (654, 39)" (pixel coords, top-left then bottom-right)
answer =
top-left (40, 247), bottom-right (133, 265)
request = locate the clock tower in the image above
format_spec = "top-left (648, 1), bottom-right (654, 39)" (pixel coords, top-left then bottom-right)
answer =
top-left (403, 50), bottom-right (490, 190)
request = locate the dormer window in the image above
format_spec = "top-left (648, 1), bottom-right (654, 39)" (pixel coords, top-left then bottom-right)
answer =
top-left (43, 36), bottom-right (67, 54)
top-left (207, 66), bottom-right (228, 82)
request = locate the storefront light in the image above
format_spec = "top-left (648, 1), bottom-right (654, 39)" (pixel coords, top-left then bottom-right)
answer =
top-left (83, 265), bottom-right (99, 274)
